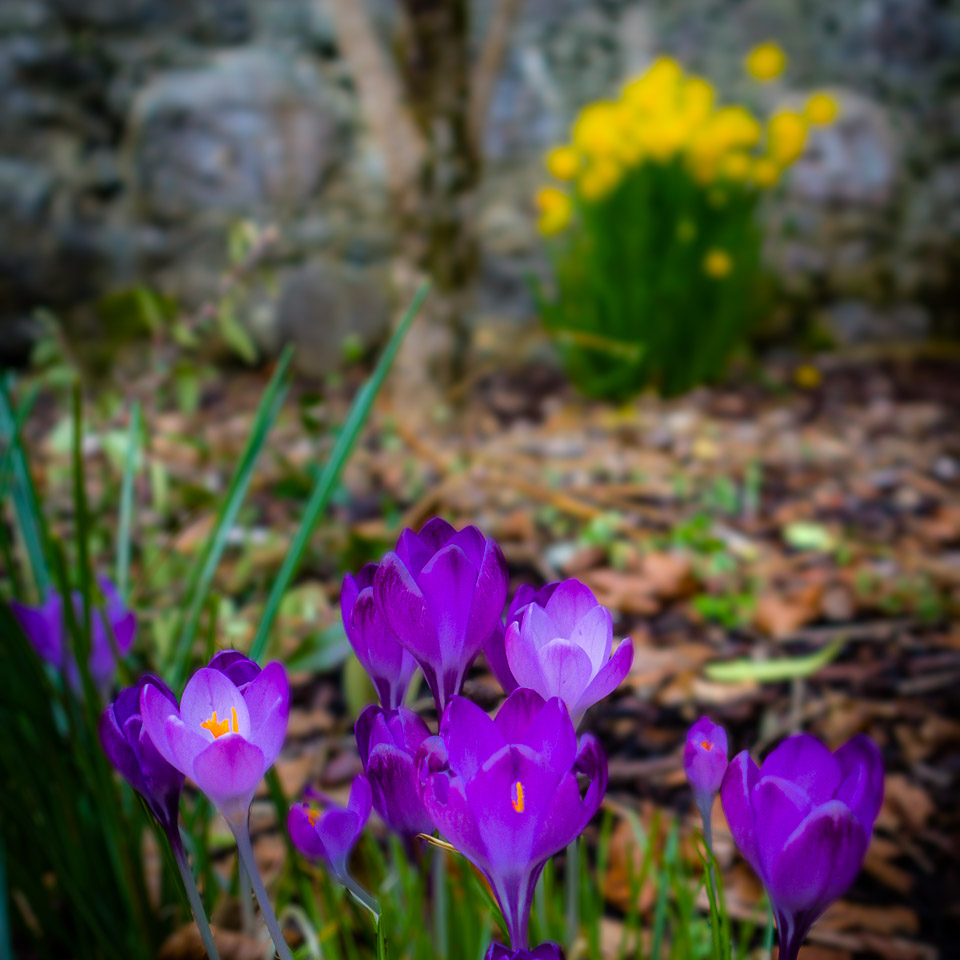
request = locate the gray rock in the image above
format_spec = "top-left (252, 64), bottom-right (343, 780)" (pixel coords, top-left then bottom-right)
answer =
top-left (271, 260), bottom-right (392, 377)
top-left (788, 90), bottom-right (899, 207)
top-left (128, 49), bottom-right (341, 221)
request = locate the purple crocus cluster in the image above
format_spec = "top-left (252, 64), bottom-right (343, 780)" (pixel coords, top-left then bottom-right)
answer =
top-left (684, 716), bottom-right (884, 960)
top-left (289, 518), bottom-right (635, 957)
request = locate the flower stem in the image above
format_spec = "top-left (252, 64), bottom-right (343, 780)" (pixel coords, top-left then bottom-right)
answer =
top-left (565, 837), bottom-right (579, 947)
top-left (345, 875), bottom-right (381, 921)
top-left (432, 847), bottom-right (448, 958)
top-left (230, 818), bottom-right (295, 960)
top-left (170, 832), bottom-right (222, 960)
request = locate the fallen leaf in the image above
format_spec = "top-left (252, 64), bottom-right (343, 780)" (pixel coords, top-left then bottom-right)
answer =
top-left (754, 582), bottom-right (824, 637)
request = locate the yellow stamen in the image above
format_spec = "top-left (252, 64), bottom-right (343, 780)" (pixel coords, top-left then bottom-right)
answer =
top-left (306, 807), bottom-right (320, 827)
top-left (511, 781), bottom-right (525, 814)
top-left (231, 706), bottom-right (239, 733)
top-left (701, 740), bottom-right (713, 752)
top-left (201, 710), bottom-right (229, 738)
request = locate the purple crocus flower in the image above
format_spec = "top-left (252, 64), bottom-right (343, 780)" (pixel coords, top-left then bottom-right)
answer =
top-left (355, 705), bottom-right (433, 841)
top-left (684, 716), bottom-right (728, 844)
top-left (342, 564), bottom-right (418, 709)
top-left (501, 579), bottom-right (634, 727)
top-left (288, 774), bottom-right (372, 886)
top-left (417, 690), bottom-right (607, 949)
top-left (375, 518), bottom-right (508, 714)
top-left (484, 583), bottom-right (560, 695)
top-left (11, 578), bottom-right (135, 691)
top-left (721, 733), bottom-right (884, 960)
top-left (99, 674), bottom-right (184, 834)
top-left (485, 944), bottom-right (565, 960)
top-left (206, 649), bottom-right (262, 689)
top-left (140, 653), bottom-right (290, 824)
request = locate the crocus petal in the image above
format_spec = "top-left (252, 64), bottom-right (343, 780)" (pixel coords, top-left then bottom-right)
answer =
top-left (241, 661), bottom-right (290, 764)
top-left (494, 687), bottom-right (548, 743)
top-left (567, 603), bottom-right (613, 671)
top-left (834, 735), bottom-right (883, 829)
top-left (11, 599), bottom-right (63, 665)
top-left (752, 776), bottom-right (815, 881)
top-left (112, 609), bottom-right (137, 655)
top-left (720, 751), bottom-right (762, 875)
top-left (314, 809), bottom-right (361, 873)
top-left (572, 638), bottom-right (634, 723)
top-left (515, 697), bottom-right (577, 773)
top-left (417, 517), bottom-right (458, 555)
top-left (484, 622), bottom-right (519, 694)
top-left (376, 552), bottom-right (440, 665)
top-left (419, 544), bottom-right (478, 660)
top-left (288, 804), bottom-right (327, 860)
top-left (192, 735), bottom-right (266, 810)
top-left (761, 734), bottom-right (841, 805)
top-left (448, 525), bottom-right (487, 569)
top-left (535, 638), bottom-right (595, 707)
top-left (141, 683), bottom-right (208, 775)
top-left (180, 668), bottom-right (251, 741)
top-left (355, 704), bottom-right (383, 769)
top-left (421, 772), bottom-right (490, 872)
top-left (440, 695), bottom-right (506, 782)
top-left (543, 579), bottom-right (599, 637)
top-left (519, 602), bottom-right (560, 652)
top-left (207, 650), bottom-right (261, 688)
top-left (465, 537), bottom-right (509, 651)
top-left (766, 800), bottom-right (868, 915)
top-left (348, 772), bottom-right (373, 820)
top-left (504, 621), bottom-right (548, 692)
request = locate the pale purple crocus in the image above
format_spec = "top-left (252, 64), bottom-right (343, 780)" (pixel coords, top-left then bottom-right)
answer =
top-left (502, 579), bottom-right (634, 727)
top-left (100, 675), bottom-right (221, 960)
top-left (721, 733), bottom-right (884, 960)
top-left (355, 705), bottom-right (433, 843)
top-left (684, 716), bottom-right (728, 850)
top-left (375, 518), bottom-right (508, 715)
top-left (141, 652), bottom-right (294, 960)
top-left (417, 690), bottom-right (607, 950)
top-left (288, 775), bottom-right (378, 914)
top-left (485, 944), bottom-right (565, 960)
top-left (12, 577), bottom-right (135, 692)
top-left (342, 564), bottom-right (418, 709)
top-left (484, 583), bottom-right (560, 695)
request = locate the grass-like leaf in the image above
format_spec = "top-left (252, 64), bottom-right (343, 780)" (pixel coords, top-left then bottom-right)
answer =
top-left (248, 282), bottom-right (428, 663)
top-left (705, 638), bottom-right (845, 684)
top-left (115, 402), bottom-right (142, 603)
top-left (168, 346), bottom-right (293, 688)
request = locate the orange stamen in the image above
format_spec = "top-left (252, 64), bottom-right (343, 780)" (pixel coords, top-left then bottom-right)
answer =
top-left (306, 807), bottom-right (321, 827)
top-left (701, 740), bottom-right (713, 752)
top-left (511, 781), bottom-right (525, 813)
top-left (231, 706), bottom-right (239, 733)
top-left (201, 710), bottom-right (229, 738)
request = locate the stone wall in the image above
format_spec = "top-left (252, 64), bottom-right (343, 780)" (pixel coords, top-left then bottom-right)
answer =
top-left (1, 0), bottom-right (959, 368)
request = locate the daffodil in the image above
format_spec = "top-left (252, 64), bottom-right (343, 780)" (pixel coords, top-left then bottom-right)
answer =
top-left (704, 249), bottom-right (733, 278)
top-left (768, 110), bottom-right (808, 165)
top-left (746, 42), bottom-right (787, 82)
top-left (536, 187), bottom-right (574, 235)
top-left (545, 145), bottom-right (580, 181)
top-left (805, 92), bottom-right (840, 126)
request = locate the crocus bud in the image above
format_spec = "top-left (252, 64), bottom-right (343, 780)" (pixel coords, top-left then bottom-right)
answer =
top-left (12, 577), bottom-right (135, 692)
top-left (684, 716), bottom-right (728, 832)
top-left (288, 774), bottom-right (372, 886)
top-left (355, 705), bottom-right (433, 841)
top-left (140, 652), bottom-right (290, 825)
top-left (342, 564), bottom-right (418, 709)
top-left (485, 943), bottom-right (565, 959)
top-left (721, 733), bottom-right (884, 960)
top-left (503, 579), bottom-right (633, 727)
top-left (375, 518), bottom-right (508, 714)
top-left (99, 675), bottom-right (184, 834)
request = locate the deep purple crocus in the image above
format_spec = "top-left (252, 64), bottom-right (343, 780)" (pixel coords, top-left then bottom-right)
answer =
top-left (500, 579), bottom-right (634, 727)
top-left (288, 774), bottom-right (372, 886)
top-left (140, 653), bottom-right (290, 823)
top-left (375, 518), bottom-right (508, 714)
top-left (721, 733), bottom-right (884, 960)
top-left (99, 674), bottom-right (184, 834)
top-left (342, 564), bottom-right (418, 709)
top-left (206, 649), bottom-right (262, 689)
top-left (355, 704), bottom-right (433, 841)
top-left (12, 577), bottom-right (135, 691)
top-left (417, 690), bottom-right (607, 949)
top-left (684, 716), bottom-right (728, 844)
top-left (485, 944), bottom-right (565, 960)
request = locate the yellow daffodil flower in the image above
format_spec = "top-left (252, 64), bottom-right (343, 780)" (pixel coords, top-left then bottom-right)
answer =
top-left (804, 92), bottom-right (840, 126)
top-left (535, 187), bottom-right (573, 235)
top-left (545, 145), bottom-right (581, 180)
top-left (745, 42), bottom-right (787, 81)
top-left (703, 249), bottom-right (733, 278)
